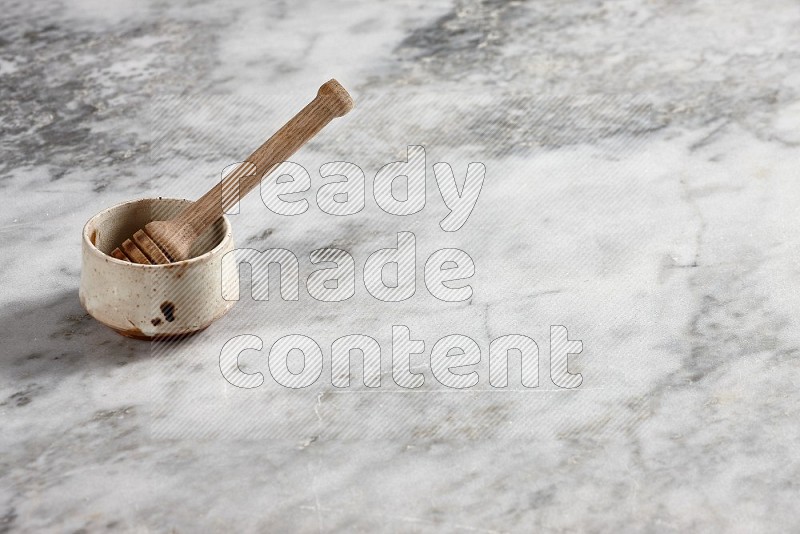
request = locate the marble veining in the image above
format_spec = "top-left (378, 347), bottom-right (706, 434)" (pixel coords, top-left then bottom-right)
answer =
top-left (1, 0), bottom-right (799, 531)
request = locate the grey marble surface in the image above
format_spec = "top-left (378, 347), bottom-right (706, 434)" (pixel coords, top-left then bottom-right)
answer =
top-left (2, 0), bottom-right (800, 531)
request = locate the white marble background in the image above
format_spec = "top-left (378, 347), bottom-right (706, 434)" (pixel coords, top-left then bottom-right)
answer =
top-left (1, 0), bottom-right (800, 531)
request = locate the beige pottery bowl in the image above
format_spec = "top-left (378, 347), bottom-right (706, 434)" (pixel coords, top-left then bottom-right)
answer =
top-left (80, 198), bottom-right (237, 339)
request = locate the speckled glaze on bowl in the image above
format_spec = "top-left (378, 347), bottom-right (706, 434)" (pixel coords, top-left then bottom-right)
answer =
top-left (80, 198), bottom-right (237, 339)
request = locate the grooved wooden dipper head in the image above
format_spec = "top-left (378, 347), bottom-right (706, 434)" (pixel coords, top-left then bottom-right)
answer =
top-left (110, 79), bottom-right (354, 264)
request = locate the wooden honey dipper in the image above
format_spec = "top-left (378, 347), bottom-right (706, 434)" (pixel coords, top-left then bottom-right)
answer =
top-left (111, 79), bottom-right (354, 264)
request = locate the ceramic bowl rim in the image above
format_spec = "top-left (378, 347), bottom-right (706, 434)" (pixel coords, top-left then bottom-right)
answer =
top-left (82, 197), bottom-right (233, 269)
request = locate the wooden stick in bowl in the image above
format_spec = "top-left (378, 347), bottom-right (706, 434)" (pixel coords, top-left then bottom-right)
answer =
top-left (111, 79), bottom-right (354, 264)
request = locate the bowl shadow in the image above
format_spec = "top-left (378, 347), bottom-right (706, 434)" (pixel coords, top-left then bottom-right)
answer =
top-left (0, 288), bottom-right (196, 387)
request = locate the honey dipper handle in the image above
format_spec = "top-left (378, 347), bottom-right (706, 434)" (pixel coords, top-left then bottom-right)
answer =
top-left (175, 79), bottom-right (354, 234)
